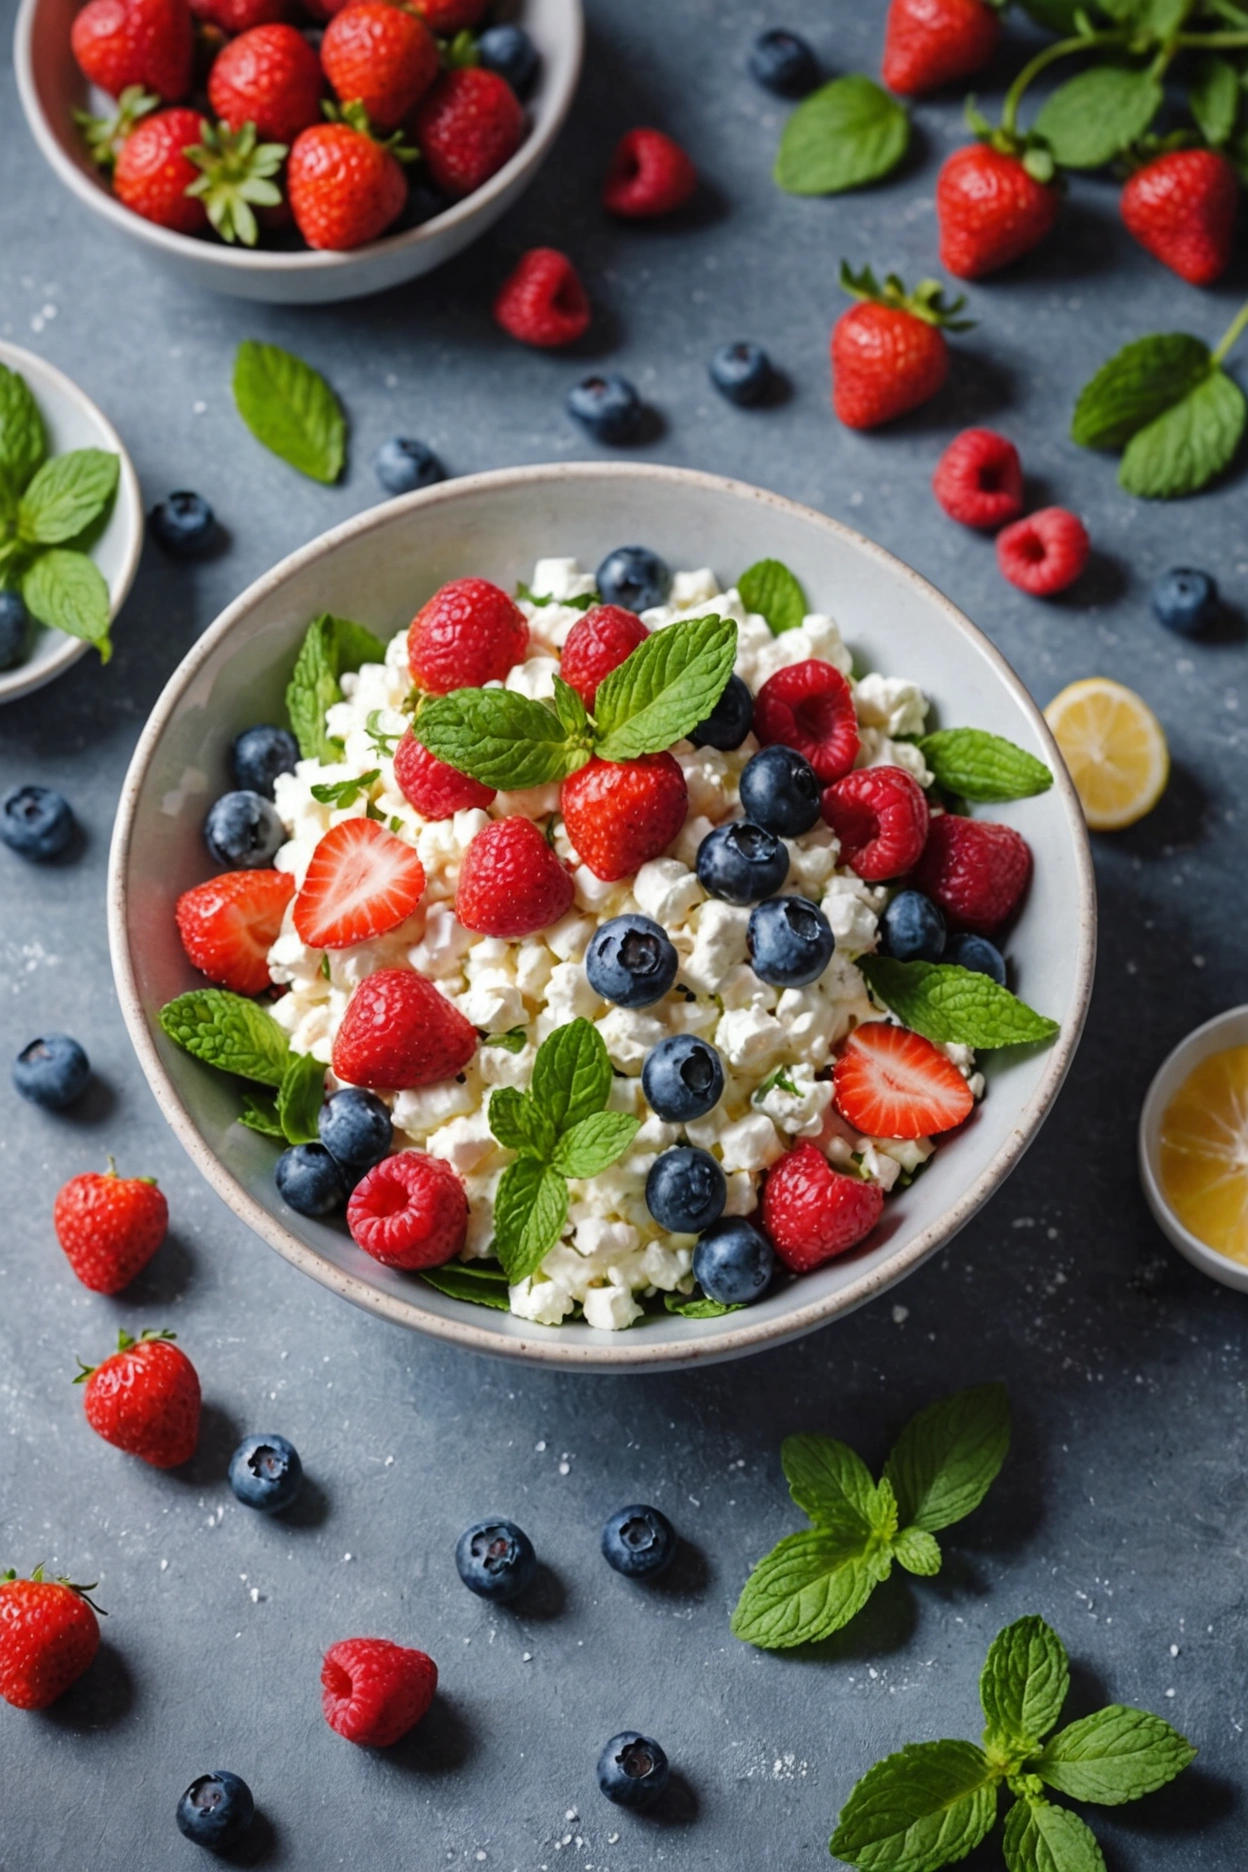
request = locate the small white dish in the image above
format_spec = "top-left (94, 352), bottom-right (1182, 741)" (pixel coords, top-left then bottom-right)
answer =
top-left (0, 340), bottom-right (143, 705)
top-left (1138, 1005), bottom-right (1248, 1294)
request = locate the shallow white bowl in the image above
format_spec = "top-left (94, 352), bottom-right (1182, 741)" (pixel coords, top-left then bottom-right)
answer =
top-left (15, 0), bottom-right (583, 305)
top-left (0, 340), bottom-right (143, 705)
top-left (108, 463), bottom-right (1096, 1369)
top-left (1138, 1006), bottom-right (1248, 1294)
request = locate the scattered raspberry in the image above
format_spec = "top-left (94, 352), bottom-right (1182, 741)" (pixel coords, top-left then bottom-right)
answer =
top-left (0, 1572), bottom-right (101, 1711)
top-left (913, 812), bottom-right (1032, 933)
top-left (603, 128), bottom-right (697, 218)
top-left (559, 605), bottom-right (648, 709)
top-left (996, 506), bottom-right (1089, 597)
top-left (207, 22), bottom-right (324, 143)
top-left (322, 1636), bottom-right (438, 1746)
top-left (348, 1151), bottom-right (467, 1269)
top-left (71, 0), bottom-right (193, 103)
top-left (332, 969), bottom-right (477, 1091)
top-left (560, 754), bottom-right (688, 883)
top-left (54, 1165), bottom-right (168, 1295)
top-left (293, 818), bottom-right (426, 951)
top-left (753, 660), bottom-right (860, 784)
top-left (882, 0), bottom-right (1000, 95)
top-left (175, 867), bottom-right (293, 995)
top-left (113, 107), bottom-right (208, 235)
top-left (493, 248), bottom-right (591, 349)
top-left (414, 68), bottom-right (524, 200)
top-left (932, 428), bottom-right (1024, 529)
top-left (78, 1330), bottom-right (200, 1469)
top-left (833, 1021), bottom-right (975, 1139)
top-left (320, 2), bottom-right (438, 133)
top-left (393, 730), bottom-right (496, 820)
top-left (408, 577), bottom-right (529, 694)
top-left (821, 766), bottom-right (929, 881)
top-left (456, 816), bottom-right (574, 939)
top-left (761, 1142), bottom-right (884, 1273)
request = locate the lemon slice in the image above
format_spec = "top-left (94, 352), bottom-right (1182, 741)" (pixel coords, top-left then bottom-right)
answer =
top-left (1159, 1046), bottom-right (1248, 1265)
top-left (1044, 677), bottom-right (1169, 831)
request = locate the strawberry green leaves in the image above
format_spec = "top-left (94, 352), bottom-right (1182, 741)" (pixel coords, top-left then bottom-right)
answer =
top-left (918, 730), bottom-right (1053, 803)
top-left (738, 557), bottom-right (807, 636)
top-left (233, 341), bottom-right (346, 484)
top-left (1188, 53), bottom-right (1241, 148)
top-left (859, 959), bottom-right (1059, 1049)
top-left (1032, 64), bottom-right (1162, 169)
top-left (775, 76), bottom-right (909, 195)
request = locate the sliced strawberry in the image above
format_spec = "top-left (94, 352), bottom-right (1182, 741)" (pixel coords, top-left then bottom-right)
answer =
top-left (175, 869), bottom-right (294, 995)
top-left (293, 819), bottom-right (426, 951)
top-left (833, 1021), bottom-right (974, 1139)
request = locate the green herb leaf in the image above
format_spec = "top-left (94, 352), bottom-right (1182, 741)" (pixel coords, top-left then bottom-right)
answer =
top-left (1035, 1706), bottom-right (1196, 1805)
top-left (238, 1091), bottom-right (284, 1137)
top-left (309, 769), bottom-right (380, 807)
top-left (491, 1156), bottom-right (569, 1284)
top-left (918, 730), bottom-right (1053, 803)
top-left (780, 1433), bottom-right (879, 1534)
top-left (829, 1739), bottom-right (998, 1872)
top-left (483, 1026), bottom-right (529, 1053)
top-left (276, 1049), bottom-right (325, 1145)
top-left (17, 449), bottom-right (118, 545)
top-left (859, 958), bottom-right (1059, 1049)
top-left (285, 613), bottom-right (386, 763)
top-left (159, 989), bottom-right (291, 1087)
top-left (233, 340), bottom-right (346, 483)
top-left (549, 1109), bottom-right (640, 1179)
top-left (593, 613), bottom-right (737, 761)
top-left (730, 1527), bottom-right (879, 1648)
top-left (1071, 335), bottom-right (1212, 450)
top-left (774, 75), bottom-right (909, 196)
top-left (882, 1382), bottom-right (1011, 1535)
top-left (753, 1064), bottom-right (800, 1102)
top-left (1033, 65), bottom-right (1163, 169)
top-left (415, 687), bottom-right (586, 790)
top-left (664, 1291), bottom-right (744, 1318)
top-left (1189, 53), bottom-right (1240, 147)
top-left (517, 583), bottom-right (598, 612)
top-left (0, 363), bottom-right (46, 500)
top-left (551, 673), bottom-right (590, 739)
top-left (364, 708), bottom-right (402, 756)
top-left (1003, 1796), bottom-right (1107, 1872)
top-left (420, 1260), bottom-right (513, 1310)
top-left (738, 558), bottom-right (807, 636)
top-left (892, 1526), bottom-right (942, 1576)
top-left (980, 1615), bottom-right (1070, 1754)
top-left (1118, 366), bottom-right (1246, 499)
top-left (21, 549), bottom-right (112, 661)
top-left (488, 1086), bottom-right (557, 1160)
top-left (1016, 0), bottom-right (1084, 29)
top-left (530, 1017), bottom-right (613, 1135)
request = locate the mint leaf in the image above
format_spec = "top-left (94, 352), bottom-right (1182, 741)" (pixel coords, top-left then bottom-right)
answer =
top-left (530, 1017), bottom-right (613, 1135)
top-left (593, 613), bottom-right (737, 761)
top-left (1003, 1796), bottom-right (1106, 1872)
top-left (753, 1064), bottom-right (800, 1102)
top-left (980, 1616), bottom-right (1070, 1754)
top-left (882, 1382), bottom-right (1010, 1535)
top-left (517, 584), bottom-right (599, 611)
top-left (1189, 53), bottom-right (1240, 147)
top-left (859, 958), bottom-right (1059, 1048)
top-left (830, 1740), bottom-right (998, 1872)
top-left (159, 989), bottom-right (291, 1087)
top-left (0, 363), bottom-right (46, 500)
top-left (483, 1026), bottom-right (528, 1053)
top-left (17, 449), bottom-right (118, 545)
top-left (238, 1091), bottom-right (284, 1137)
top-left (310, 769), bottom-right (380, 807)
top-left (1118, 367), bottom-right (1246, 499)
top-left (918, 730), bottom-right (1053, 804)
top-left (730, 1527), bottom-right (880, 1648)
top-left (551, 673), bottom-right (590, 739)
top-left (233, 340), bottom-right (346, 484)
top-left (21, 549), bottom-right (112, 661)
top-left (488, 1085), bottom-right (556, 1159)
top-left (549, 1109), bottom-right (639, 1179)
top-left (276, 1049), bottom-right (325, 1145)
top-left (892, 1526), bottom-right (941, 1576)
top-left (420, 1260), bottom-right (512, 1310)
top-left (774, 75), bottom-right (908, 196)
top-left (738, 558), bottom-right (807, 636)
top-left (1072, 335), bottom-right (1212, 450)
top-left (491, 1156), bottom-right (568, 1283)
top-left (780, 1433), bottom-right (879, 1534)
top-left (285, 613), bottom-right (386, 763)
top-left (364, 709), bottom-right (402, 756)
top-left (664, 1291), bottom-right (744, 1318)
top-left (1035, 1707), bottom-right (1195, 1805)
top-left (1033, 65), bottom-right (1162, 169)
top-left (415, 688), bottom-right (587, 790)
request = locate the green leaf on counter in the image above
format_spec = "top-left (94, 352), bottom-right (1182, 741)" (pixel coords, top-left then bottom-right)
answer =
top-left (233, 340), bottom-right (346, 483)
top-left (775, 75), bottom-right (909, 196)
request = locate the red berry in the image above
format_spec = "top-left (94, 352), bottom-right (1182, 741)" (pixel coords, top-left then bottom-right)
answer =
top-left (560, 754), bottom-right (688, 883)
top-left (208, 23), bottom-right (323, 144)
top-left (300, 0), bottom-right (350, 18)
top-left (320, 2), bottom-right (439, 133)
top-left (175, 867), bottom-right (294, 995)
top-left (113, 107), bottom-right (208, 234)
top-left (394, 729), bottom-right (496, 820)
top-left (293, 818), bottom-right (426, 951)
top-left (821, 766), bottom-right (929, 881)
top-left (408, 0), bottom-right (487, 30)
top-left (414, 68), bottom-right (524, 200)
top-left (932, 427), bottom-right (1024, 529)
top-left (347, 1151), bottom-right (467, 1268)
top-left (332, 969), bottom-right (477, 1091)
top-left (912, 812), bottom-right (1032, 933)
top-left (493, 248), bottom-right (591, 349)
top-left (882, 0), bottom-right (1000, 95)
top-left (753, 659), bottom-right (860, 784)
top-left (996, 506), bottom-right (1088, 597)
top-left (1121, 149), bottom-right (1237, 287)
top-left (0, 1573), bottom-right (101, 1711)
top-left (832, 302), bottom-right (949, 429)
top-left (559, 604), bottom-right (648, 709)
top-left (71, 0), bottom-right (193, 103)
top-left (455, 815), bottom-right (574, 939)
top-left (936, 143), bottom-right (1059, 279)
top-left (407, 577), bottom-right (528, 694)
top-left (288, 122), bottom-right (407, 250)
top-left (190, 0), bottom-right (289, 32)
top-left (322, 1636), bottom-right (438, 1746)
top-left (834, 1021), bottom-right (975, 1140)
top-left (603, 128), bottom-right (697, 219)
top-left (761, 1141), bottom-right (884, 1273)
top-left (78, 1330), bottom-right (200, 1469)
top-left (54, 1166), bottom-right (168, 1295)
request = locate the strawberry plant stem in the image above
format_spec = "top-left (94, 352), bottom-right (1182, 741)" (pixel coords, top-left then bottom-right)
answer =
top-left (999, 31), bottom-right (1129, 135)
top-left (1212, 299), bottom-right (1248, 366)
top-left (1174, 27), bottom-right (1248, 42)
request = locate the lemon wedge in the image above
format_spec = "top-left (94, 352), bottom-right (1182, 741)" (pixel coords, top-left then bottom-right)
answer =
top-left (1159, 1046), bottom-right (1248, 1265)
top-left (1044, 677), bottom-right (1169, 831)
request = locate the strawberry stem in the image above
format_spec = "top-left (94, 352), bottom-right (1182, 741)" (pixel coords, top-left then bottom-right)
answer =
top-left (1212, 299), bottom-right (1248, 365)
top-left (999, 30), bottom-right (1130, 135)
top-left (1174, 28), bottom-right (1248, 43)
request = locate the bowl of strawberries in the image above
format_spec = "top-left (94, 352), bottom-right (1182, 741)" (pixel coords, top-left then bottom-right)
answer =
top-left (15, 0), bottom-right (582, 302)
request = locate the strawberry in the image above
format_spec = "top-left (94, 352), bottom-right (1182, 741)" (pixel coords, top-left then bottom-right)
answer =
top-left (71, 0), bottom-right (193, 104)
top-left (408, 0), bottom-right (487, 30)
top-left (932, 427), bottom-right (1024, 529)
top-left (77, 1329), bottom-right (200, 1469)
top-left (753, 659), bottom-right (860, 783)
top-left (936, 142), bottom-right (1059, 279)
top-left (54, 1163), bottom-right (168, 1295)
top-left (821, 766), bottom-right (929, 881)
top-left (347, 1152), bottom-right (467, 1268)
top-left (190, 0), bottom-right (290, 30)
top-left (407, 578), bottom-right (528, 694)
top-left (176, 867), bottom-right (294, 994)
top-left (320, 2), bottom-right (439, 134)
top-left (833, 1021), bottom-right (974, 1139)
top-left (603, 128), bottom-right (697, 219)
top-left (559, 605), bottom-right (648, 709)
top-left (208, 23), bottom-right (324, 144)
top-left (560, 753), bottom-right (688, 883)
top-left (332, 968), bottom-right (477, 1091)
top-left (996, 506), bottom-right (1088, 597)
top-left (394, 730), bottom-right (496, 820)
top-left (0, 1570), bottom-right (101, 1710)
top-left (288, 116), bottom-right (408, 250)
top-left (493, 248), bottom-right (592, 349)
top-left (113, 106), bottom-right (208, 234)
top-left (761, 1141), bottom-right (884, 1272)
top-left (912, 812), bottom-right (1032, 933)
top-left (831, 263), bottom-right (970, 429)
top-left (322, 1636), bottom-right (438, 1746)
top-left (293, 818), bottom-right (426, 951)
top-left (882, 0), bottom-right (1000, 96)
top-left (456, 815), bottom-right (574, 938)
top-left (1121, 149), bottom-right (1237, 287)
top-left (414, 68), bottom-right (525, 200)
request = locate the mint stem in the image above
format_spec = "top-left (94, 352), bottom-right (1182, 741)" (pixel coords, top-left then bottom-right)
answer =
top-left (1212, 298), bottom-right (1248, 365)
top-left (999, 30), bottom-right (1128, 135)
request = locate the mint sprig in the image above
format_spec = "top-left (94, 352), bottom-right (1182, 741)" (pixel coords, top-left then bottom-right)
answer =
top-left (233, 340), bottom-right (346, 484)
top-left (738, 558), bottom-right (807, 636)
top-left (859, 958), bottom-right (1059, 1049)
top-left (286, 613), bottom-right (387, 763)
top-left (918, 730), bottom-right (1053, 804)
top-left (18, 449), bottom-right (119, 546)
top-left (420, 1259), bottom-right (512, 1310)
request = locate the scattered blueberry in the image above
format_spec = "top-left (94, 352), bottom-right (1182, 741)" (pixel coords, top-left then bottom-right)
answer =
top-left (646, 1146), bottom-right (726, 1234)
top-left (1, 785), bottom-right (76, 860)
top-left (568, 375), bottom-right (644, 445)
top-left (709, 341), bottom-right (772, 407)
top-left (455, 1519), bottom-right (537, 1602)
top-left (0, 590), bottom-right (28, 670)
top-left (12, 1034), bottom-right (91, 1110)
top-left (749, 27), bottom-right (818, 96)
top-left (945, 931), bottom-right (1007, 985)
top-left (693, 1216), bottom-right (774, 1307)
top-left (601, 1504), bottom-right (676, 1580)
top-left (879, 889), bottom-right (946, 963)
top-left (149, 491), bottom-right (215, 557)
top-left (586, 914), bottom-right (679, 1008)
top-left (696, 820), bottom-right (790, 905)
top-left (176, 1770), bottom-right (255, 1850)
top-left (641, 1034), bottom-right (724, 1124)
top-left (748, 895), bottom-right (835, 988)
top-left (228, 1433), bottom-right (304, 1514)
top-left (690, 672), bottom-right (753, 750)
top-left (1151, 566), bottom-right (1218, 637)
top-left (374, 437), bottom-right (446, 497)
top-left (476, 22), bottom-right (538, 94)
top-left (739, 746), bottom-right (821, 837)
top-left (597, 1732), bottom-right (670, 1810)
top-left (203, 790), bottom-right (284, 869)
top-left (274, 1143), bottom-right (346, 1218)
top-left (231, 725), bottom-right (299, 800)
top-left (319, 1087), bottom-right (392, 1175)
top-left (595, 545), bottom-right (672, 614)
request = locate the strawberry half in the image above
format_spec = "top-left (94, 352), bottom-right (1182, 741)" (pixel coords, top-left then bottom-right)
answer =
top-left (176, 868), bottom-right (294, 995)
top-left (294, 819), bottom-right (426, 951)
top-left (833, 1022), bottom-right (974, 1139)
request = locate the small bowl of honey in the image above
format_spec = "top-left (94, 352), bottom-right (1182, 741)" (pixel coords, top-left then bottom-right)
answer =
top-left (1140, 1006), bottom-right (1248, 1292)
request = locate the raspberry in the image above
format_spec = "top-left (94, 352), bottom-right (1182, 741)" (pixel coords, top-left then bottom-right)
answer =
top-left (912, 813), bottom-right (1032, 933)
top-left (932, 428), bottom-right (1024, 529)
top-left (603, 128), bottom-right (697, 218)
top-left (821, 765), bottom-right (929, 881)
top-left (321, 1637), bottom-right (438, 1746)
top-left (752, 660), bottom-right (860, 784)
top-left (456, 816), bottom-right (574, 938)
top-left (394, 729), bottom-right (496, 819)
top-left (996, 507), bottom-right (1089, 597)
top-left (332, 969), bottom-right (477, 1091)
top-left (347, 1150), bottom-right (467, 1268)
top-left (560, 754), bottom-right (688, 883)
top-left (493, 248), bottom-right (591, 349)
top-left (559, 605), bottom-right (648, 709)
top-left (761, 1142), bottom-right (884, 1273)
top-left (407, 578), bottom-right (529, 694)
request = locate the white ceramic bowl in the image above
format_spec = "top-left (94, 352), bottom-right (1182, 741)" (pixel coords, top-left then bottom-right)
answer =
top-left (15, 0), bottom-right (583, 305)
top-left (0, 340), bottom-right (143, 705)
top-left (108, 463), bottom-right (1096, 1369)
top-left (1139, 1006), bottom-right (1248, 1293)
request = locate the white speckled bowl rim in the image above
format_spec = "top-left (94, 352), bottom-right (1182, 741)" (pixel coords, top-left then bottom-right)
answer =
top-left (1138, 1004), bottom-right (1248, 1294)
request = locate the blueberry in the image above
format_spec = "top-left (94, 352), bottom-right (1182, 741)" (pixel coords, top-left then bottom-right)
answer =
top-left (455, 1519), bottom-right (537, 1602)
top-left (319, 1087), bottom-right (392, 1173)
top-left (1151, 566), bottom-right (1218, 637)
top-left (641, 1034), bottom-right (724, 1124)
top-left (749, 27), bottom-right (818, 95)
top-left (945, 931), bottom-right (1006, 985)
top-left (696, 820), bottom-right (790, 905)
top-left (204, 790), bottom-right (284, 869)
top-left (231, 725), bottom-right (299, 800)
top-left (597, 1732), bottom-right (670, 1810)
top-left (690, 673), bottom-right (753, 750)
top-left (586, 914), bottom-right (678, 1008)
top-left (0, 590), bottom-right (29, 670)
top-left (375, 437), bottom-right (446, 497)
top-left (748, 895), bottom-right (835, 987)
top-left (646, 1145), bottom-right (726, 1234)
top-left (595, 545), bottom-right (672, 614)
top-left (275, 1143), bottom-right (346, 1218)
top-left (601, 1504), bottom-right (676, 1580)
top-left (1, 785), bottom-right (76, 860)
top-left (12, 1034), bottom-right (91, 1110)
top-left (709, 341), bottom-right (772, 407)
top-left (150, 491), bottom-right (215, 557)
top-left (228, 1432), bottom-right (303, 1513)
top-left (476, 22), bottom-right (538, 94)
top-left (568, 375), bottom-right (644, 445)
top-left (176, 1770), bottom-right (255, 1849)
top-left (739, 746), bottom-right (821, 837)
top-left (879, 889), bottom-right (946, 963)
top-left (693, 1216), bottom-right (774, 1307)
